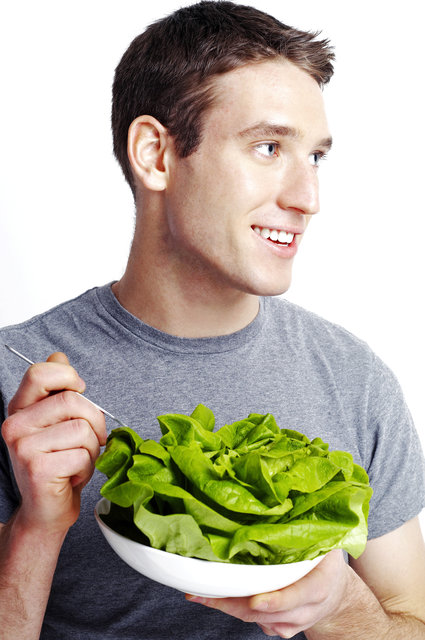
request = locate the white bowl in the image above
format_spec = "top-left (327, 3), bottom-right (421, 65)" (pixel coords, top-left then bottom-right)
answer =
top-left (95, 498), bottom-right (325, 598)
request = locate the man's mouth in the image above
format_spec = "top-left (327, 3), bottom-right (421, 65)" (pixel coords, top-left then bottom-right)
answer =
top-left (252, 226), bottom-right (295, 246)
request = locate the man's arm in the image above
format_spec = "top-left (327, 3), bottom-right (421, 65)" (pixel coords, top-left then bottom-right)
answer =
top-left (0, 353), bottom-right (106, 639)
top-left (187, 517), bottom-right (425, 638)
top-left (0, 515), bottom-right (67, 639)
top-left (335, 516), bottom-right (425, 637)
top-left (304, 517), bottom-right (425, 639)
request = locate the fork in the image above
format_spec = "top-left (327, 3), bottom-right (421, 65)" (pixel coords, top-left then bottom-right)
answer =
top-left (4, 344), bottom-right (128, 428)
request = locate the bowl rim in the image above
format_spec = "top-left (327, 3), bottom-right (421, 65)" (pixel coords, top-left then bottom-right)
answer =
top-left (94, 497), bottom-right (326, 571)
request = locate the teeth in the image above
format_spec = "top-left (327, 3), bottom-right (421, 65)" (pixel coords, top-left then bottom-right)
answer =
top-left (278, 230), bottom-right (293, 244)
top-left (253, 226), bottom-right (295, 245)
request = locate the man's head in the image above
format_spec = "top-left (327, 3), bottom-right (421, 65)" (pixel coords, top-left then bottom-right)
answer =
top-left (112, 1), bottom-right (334, 196)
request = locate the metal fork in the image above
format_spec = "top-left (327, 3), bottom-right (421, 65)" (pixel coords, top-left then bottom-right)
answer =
top-left (4, 344), bottom-right (128, 428)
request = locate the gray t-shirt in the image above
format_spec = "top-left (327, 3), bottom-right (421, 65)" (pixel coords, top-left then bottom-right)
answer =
top-left (1, 283), bottom-right (424, 640)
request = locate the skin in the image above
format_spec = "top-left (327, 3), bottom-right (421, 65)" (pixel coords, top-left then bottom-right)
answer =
top-left (117, 58), bottom-right (425, 637)
top-left (113, 59), bottom-right (332, 337)
top-left (0, 353), bottom-right (106, 638)
top-left (1, 59), bottom-right (425, 638)
top-left (186, 522), bottom-right (425, 637)
top-left (4, 353), bottom-right (106, 532)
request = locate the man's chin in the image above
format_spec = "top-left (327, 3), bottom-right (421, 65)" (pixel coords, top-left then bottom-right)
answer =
top-left (247, 277), bottom-right (292, 298)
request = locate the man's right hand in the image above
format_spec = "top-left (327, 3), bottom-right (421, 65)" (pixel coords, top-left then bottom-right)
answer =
top-left (2, 352), bottom-right (107, 535)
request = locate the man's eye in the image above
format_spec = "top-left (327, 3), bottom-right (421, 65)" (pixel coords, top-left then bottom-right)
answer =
top-left (255, 142), bottom-right (279, 158)
top-left (309, 151), bottom-right (327, 168)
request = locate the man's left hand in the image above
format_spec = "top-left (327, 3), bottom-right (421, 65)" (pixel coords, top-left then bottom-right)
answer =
top-left (186, 549), bottom-right (352, 638)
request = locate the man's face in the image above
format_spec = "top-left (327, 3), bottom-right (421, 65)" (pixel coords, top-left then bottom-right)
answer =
top-left (163, 59), bottom-right (332, 297)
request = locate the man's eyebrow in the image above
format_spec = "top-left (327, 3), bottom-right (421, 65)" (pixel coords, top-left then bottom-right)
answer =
top-left (237, 122), bottom-right (299, 140)
top-left (319, 136), bottom-right (333, 151)
top-left (237, 121), bottom-right (333, 150)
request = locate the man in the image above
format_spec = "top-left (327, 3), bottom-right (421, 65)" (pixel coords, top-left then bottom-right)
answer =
top-left (1, 2), bottom-right (424, 638)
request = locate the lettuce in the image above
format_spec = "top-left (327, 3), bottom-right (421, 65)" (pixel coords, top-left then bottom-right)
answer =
top-left (96, 405), bottom-right (372, 564)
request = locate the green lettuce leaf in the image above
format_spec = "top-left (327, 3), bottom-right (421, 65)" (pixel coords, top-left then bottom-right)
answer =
top-left (96, 405), bottom-right (373, 564)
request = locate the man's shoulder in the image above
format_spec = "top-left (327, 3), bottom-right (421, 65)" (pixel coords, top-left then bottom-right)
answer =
top-left (265, 296), bottom-right (374, 363)
top-left (1, 286), bottom-right (98, 334)
top-left (0, 286), bottom-right (104, 364)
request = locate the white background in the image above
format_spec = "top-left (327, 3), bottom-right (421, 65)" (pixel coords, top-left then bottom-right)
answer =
top-left (1, 1), bottom-right (424, 531)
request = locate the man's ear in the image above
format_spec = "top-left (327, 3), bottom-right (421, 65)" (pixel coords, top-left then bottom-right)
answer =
top-left (127, 115), bottom-right (170, 192)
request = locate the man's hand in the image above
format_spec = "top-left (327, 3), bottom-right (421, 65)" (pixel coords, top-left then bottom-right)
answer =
top-left (2, 352), bottom-right (107, 535)
top-left (186, 549), bottom-right (353, 638)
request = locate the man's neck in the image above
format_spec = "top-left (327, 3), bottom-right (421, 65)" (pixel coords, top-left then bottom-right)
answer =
top-left (112, 275), bottom-right (260, 338)
top-left (114, 195), bottom-right (261, 338)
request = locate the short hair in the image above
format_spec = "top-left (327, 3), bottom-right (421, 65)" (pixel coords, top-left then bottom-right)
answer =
top-left (112, 1), bottom-right (334, 195)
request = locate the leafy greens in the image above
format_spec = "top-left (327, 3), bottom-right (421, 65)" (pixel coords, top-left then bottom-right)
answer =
top-left (96, 405), bottom-right (372, 564)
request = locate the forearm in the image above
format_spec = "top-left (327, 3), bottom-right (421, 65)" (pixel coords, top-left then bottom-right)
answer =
top-left (0, 510), bottom-right (67, 640)
top-left (306, 567), bottom-right (425, 640)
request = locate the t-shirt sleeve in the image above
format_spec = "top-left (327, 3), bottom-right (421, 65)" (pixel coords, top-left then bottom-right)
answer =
top-left (0, 395), bottom-right (20, 523)
top-left (364, 354), bottom-right (425, 539)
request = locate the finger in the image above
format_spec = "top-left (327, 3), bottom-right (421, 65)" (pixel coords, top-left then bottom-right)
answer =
top-left (257, 623), bottom-right (276, 636)
top-left (46, 351), bottom-right (70, 365)
top-left (15, 419), bottom-right (101, 466)
top-left (8, 357), bottom-right (86, 414)
top-left (255, 602), bottom-right (323, 626)
top-left (250, 550), bottom-right (342, 613)
top-left (28, 447), bottom-right (94, 493)
top-left (186, 593), bottom-right (319, 632)
top-left (186, 596), bottom-right (260, 624)
top-left (5, 390), bottom-right (107, 446)
top-left (15, 445), bottom-right (95, 532)
top-left (260, 622), bottom-right (300, 638)
top-left (65, 449), bottom-right (96, 488)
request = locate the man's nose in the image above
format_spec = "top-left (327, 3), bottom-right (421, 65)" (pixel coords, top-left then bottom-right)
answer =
top-left (277, 162), bottom-right (320, 216)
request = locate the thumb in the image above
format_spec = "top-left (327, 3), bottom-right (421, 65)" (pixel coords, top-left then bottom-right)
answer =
top-left (46, 351), bottom-right (70, 365)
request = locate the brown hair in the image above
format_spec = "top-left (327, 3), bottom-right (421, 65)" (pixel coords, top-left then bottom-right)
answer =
top-left (112, 1), bottom-right (334, 195)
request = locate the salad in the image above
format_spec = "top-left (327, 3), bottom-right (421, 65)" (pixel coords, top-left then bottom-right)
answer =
top-left (96, 405), bottom-right (372, 565)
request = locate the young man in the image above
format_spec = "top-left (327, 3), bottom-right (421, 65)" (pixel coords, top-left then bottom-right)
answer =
top-left (1, 2), bottom-right (424, 638)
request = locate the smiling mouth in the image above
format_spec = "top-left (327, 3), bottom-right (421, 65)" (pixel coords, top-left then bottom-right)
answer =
top-left (252, 226), bottom-right (295, 246)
